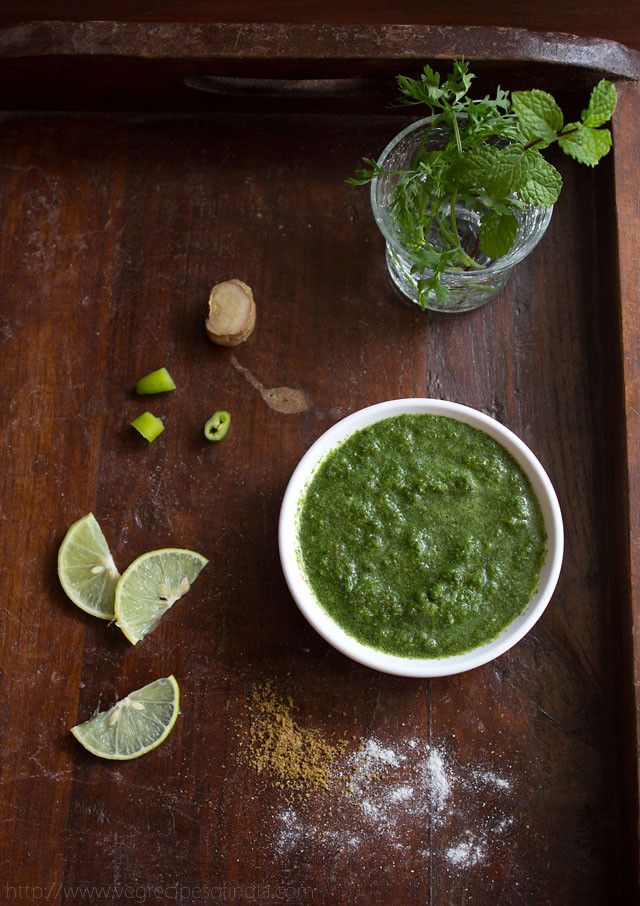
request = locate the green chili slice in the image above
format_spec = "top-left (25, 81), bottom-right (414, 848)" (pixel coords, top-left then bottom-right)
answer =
top-left (131, 411), bottom-right (165, 442)
top-left (204, 411), bottom-right (231, 442)
top-left (135, 367), bottom-right (176, 395)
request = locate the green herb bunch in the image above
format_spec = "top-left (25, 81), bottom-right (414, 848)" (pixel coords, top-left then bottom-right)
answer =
top-left (348, 60), bottom-right (617, 306)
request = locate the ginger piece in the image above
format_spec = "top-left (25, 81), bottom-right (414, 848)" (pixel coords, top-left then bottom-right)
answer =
top-left (206, 279), bottom-right (256, 347)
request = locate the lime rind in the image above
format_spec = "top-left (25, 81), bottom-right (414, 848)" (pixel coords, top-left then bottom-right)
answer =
top-left (114, 548), bottom-right (208, 645)
top-left (58, 513), bottom-right (120, 620)
top-left (71, 676), bottom-right (179, 760)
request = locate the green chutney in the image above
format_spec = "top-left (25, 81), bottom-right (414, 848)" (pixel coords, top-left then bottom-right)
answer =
top-left (298, 414), bottom-right (546, 658)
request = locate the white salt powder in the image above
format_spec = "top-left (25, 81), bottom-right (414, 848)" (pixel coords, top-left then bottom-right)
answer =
top-left (276, 808), bottom-right (305, 854)
top-left (357, 738), bottom-right (403, 767)
top-left (346, 738), bottom-right (405, 796)
top-left (446, 832), bottom-right (488, 868)
top-left (473, 769), bottom-right (511, 790)
top-left (388, 785), bottom-right (413, 803)
top-left (277, 809), bottom-right (362, 855)
top-left (444, 814), bottom-right (513, 869)
top-left (320, 829), bottom-right (361, 849)
top-left (421, 748), bottom-right (451, 813)
top-left (271, 736), bottom-right (515, 869)
top-left (361, 799), bottom-right (381, 820)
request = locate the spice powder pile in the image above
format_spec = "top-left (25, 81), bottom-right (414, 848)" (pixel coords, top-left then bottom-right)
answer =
top-left (248, 682), bottom-right (344, 798)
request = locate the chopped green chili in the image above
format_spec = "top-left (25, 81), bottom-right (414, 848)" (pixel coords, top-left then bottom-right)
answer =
top-left (131, 411), bottom-right (165, 443)
top-left (204, 411), bottom-right (231, 442)
top-left (135, 367), bottom-right (176, 395)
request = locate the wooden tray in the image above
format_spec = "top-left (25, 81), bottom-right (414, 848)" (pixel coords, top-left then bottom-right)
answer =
top-left (1, 22), bottom-right (639, 905)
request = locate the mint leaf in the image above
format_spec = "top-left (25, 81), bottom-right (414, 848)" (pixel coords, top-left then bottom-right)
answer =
top-left (512, 90), bottom-right (563, 143)
top-left (517, 150), bottom-right (562, 206)
top-left (581, 80), bottom-right (617, 127)
top-left (462, 145), bottom-right (501, 183)
top-left (490, 146), bottom-right (535, 196)
top-left (558, 123), bottom-right (612, 166)
top-left (464, 145), bottom-right (530, 196)
top-left (479, 209), bottom-right (519, 258)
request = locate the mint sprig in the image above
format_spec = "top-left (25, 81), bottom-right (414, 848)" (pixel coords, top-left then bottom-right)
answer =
top-left (479, 209), bottom-right (519, 259)
top-left (348, 61), bottom-right (617, 307)
top-left (512, 89), bottom-right (564, 145)
top-left (556, 82), bottom-right (616, 167)
top-left (518, 151), bottom-right (563, 206)
top-left (558, 124), bottom-right (612, 166)
top-left (581, 79), bottom-right (618, 127)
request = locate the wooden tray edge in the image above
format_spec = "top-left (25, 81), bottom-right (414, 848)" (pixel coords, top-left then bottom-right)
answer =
top-left (611, 78), bottom-right (640, 899)
top-left (0, 21), bottom-right (639, 80)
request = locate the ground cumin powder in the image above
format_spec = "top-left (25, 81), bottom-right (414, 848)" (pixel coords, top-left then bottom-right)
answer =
top-left (248, 682), bottom-right (345, 798)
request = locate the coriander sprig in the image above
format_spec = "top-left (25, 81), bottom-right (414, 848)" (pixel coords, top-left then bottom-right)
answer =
top-left (348, 60), bottom-right (617, 307)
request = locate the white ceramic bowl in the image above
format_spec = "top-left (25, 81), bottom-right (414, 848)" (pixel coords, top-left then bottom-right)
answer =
top-left (279, 399), bottom-right (564, 677)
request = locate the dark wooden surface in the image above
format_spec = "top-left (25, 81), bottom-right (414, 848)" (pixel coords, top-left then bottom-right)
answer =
top-left (1, 22), bottom-right (639, 113)
top-left (611, 79), bottom-right (640, 896)
top-left (0, 26), bottom-right (639, 906)
top-left (0, 0), bottom-right (639, 51)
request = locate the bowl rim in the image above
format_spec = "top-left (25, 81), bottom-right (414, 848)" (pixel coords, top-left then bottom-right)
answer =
top-left (278, 398), bottom-right (564, 677)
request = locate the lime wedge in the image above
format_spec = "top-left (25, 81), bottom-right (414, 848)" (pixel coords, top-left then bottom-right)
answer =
top-left (71, 676), bottom-right (179, 760)
top-left (58, 513), bottom-right (120, 620)
top-left (114, 548), bottom-right (208, 645)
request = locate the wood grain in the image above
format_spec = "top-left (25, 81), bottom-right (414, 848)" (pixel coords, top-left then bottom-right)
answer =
top-left (1, 21), bottom-right (638, 74)
top-left (0, 0), bottom-right (639, 51)
top-left (611, 79), bottom-right (640, 899)
top-left (0, 22), bottom-right (639, 112)
top-left (0, 32), bottom-right (637, 906)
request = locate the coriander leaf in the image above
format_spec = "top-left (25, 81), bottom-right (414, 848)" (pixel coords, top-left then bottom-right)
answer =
top-left (443, 58), bottom-right (474, 101)
top-left (412, 246), bottom-right (443, 271)
top-left (493, 86), bottom-right (510, 110)
top-left (345, 173), bottom-right (373, 186)
top-left (581, 80), bottom-right (618, 127)
top-left (479, 209), bottom-right (519, 258)
top-left (512, 89), bottom-right (564, 143)
top-left (416, 274), bottom-right (449, 310)
top-left (422, 64), bottom-right (441, 87)
top-left (346, 157), bottom-right (381, 186)
top-left (558, 123), bottom-right (612, 166)
top-left (397, 69), bottom-right (446, 106)
top-left (517, 150), bottom-right (562, 206)
top-left (416, 281), bottom-right (430, 310)
top-left (433, 280), bottom-right (450, 305)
